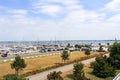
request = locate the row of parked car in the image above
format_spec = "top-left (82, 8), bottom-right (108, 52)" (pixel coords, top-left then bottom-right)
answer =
top-left (39, 47), bottom-right (65, 53)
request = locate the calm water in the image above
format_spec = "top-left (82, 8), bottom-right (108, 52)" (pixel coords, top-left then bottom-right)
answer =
top-left (0, 40), bottom-right (119, 46)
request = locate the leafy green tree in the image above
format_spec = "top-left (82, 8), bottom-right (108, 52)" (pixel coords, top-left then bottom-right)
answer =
top-left (84, 45), bottom-right (91, 48)
top-left (73, 62), bottom-right (90, 80)
top-left (107, 55), bottom-right (120, 69)
top-left (75, 44), bottom-right (79, 51)
top-left (75, 44), bottom-right (79, 48)
top-left (98, 45), bottom-right (104, 52)
top-left (85, 48), bottom-right (91, 56)
top-left (65, 43), bottom-right (71, 50)
top-left (92, 56), bottom-right (115, 78)
top-left (67, 43), bottom-right (70, 48)
top-left (109, 42), bottom-right (120, 57)
top-left (78, 45), bottom-right (82, 51)
top-left (61, 50), bottom-right (70, 63)
top-left (98, 43), bottom-right (101, 46)
top-left (11, 55), bottom-right (26, 76)
top-left (47, 71), bottom-right (63, 80)
top-left (73, 62), bottom-right (84, 76)
top-left (108, 42), bottom-right (120, 69)
top-left (78, 45), bottom-right (82, 48)
top-left (107, 43), bottom-right (110, 46)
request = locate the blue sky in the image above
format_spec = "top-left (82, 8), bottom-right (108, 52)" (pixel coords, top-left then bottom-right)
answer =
top-left (0, 0), bottom-right (120, 41)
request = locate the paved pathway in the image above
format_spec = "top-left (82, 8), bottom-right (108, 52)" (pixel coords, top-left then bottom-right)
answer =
top-left (27, 54), bottom-right (109, 80)
top-left (27, 54), bottom-right (108, 80)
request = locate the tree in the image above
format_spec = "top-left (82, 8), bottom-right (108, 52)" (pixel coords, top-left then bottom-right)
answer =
top-left (108, 42), bottom-right (120, 69)
top-left (84, 45), bottom-right (91, 48)
top-left (75, 44), bottom-right (79, 48)
top-left (78, 45), bottom-right (82, 48)
top-left (61, 50), bottom-right (70, 63)
top-left (73, 62), bottom-right (89, 80)
top-left (11, 55), bottom-right (26, 76)
top-left (75, 44), bottom-right (79, 51)
top-left (91, 56), bottom-right (115, 78)
top-left (109, 42), bottom-right (120, 57)
top-left (67, 43), bottom-right (71, 48)
top-left (98, 43), bottom-right (101, 46)
top-left (78, 45), bottom-right (82, 51)
top-left (47, 71), bottom-right (63, 80)
top-left (85, 48), bottom-right (91, 56)
top-left (75, 44), bottom-right (82, 51)
top-left (73, 62), bottom-right (84, 76)
top-left (98, 45), bottom-right (104, 52)
top-left (107, 43), bottom-right (110, 46)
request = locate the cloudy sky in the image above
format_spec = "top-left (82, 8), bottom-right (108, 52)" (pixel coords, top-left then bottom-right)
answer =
top-left (0, 0), bottom-right (120, 41)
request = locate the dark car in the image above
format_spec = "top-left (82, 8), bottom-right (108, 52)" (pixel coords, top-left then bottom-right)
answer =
top-left (40, 48), bottom-right (46, 53)
top-left (1, 53), bottom-right (7, 57)
top-left (1, 51), bottom-right (9, 57)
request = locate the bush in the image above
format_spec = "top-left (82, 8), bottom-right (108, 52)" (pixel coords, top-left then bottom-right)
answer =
top-left (92, 56), bottom-right (115, 78)
top-left (73, 62), bottom-right (90, 80)
top-left (47, 71), bottom-right (63, 80)
top-left (84, 48), bottom-right (91, 56)
top-left (107, 55), bottom-right (120, 69)
top-left (109, 42), bottom-right (120, 69)
top-left (4, 74), bottom-right (28, 80)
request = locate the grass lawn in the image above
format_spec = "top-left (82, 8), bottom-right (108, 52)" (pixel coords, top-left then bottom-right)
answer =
top-left (62, 64), bottom-right (120, 80)
top-left (0, 51), bottom-right (99, 78)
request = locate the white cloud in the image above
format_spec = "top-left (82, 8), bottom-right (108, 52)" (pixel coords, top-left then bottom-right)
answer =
top-left (55, 0), bottom-right (80, 6)
top-left (4, 9), bottom-right (32, 24)
top-left (8, 9), bottom-right (28, 15)
top-left (37, 5), bottom-right (62, 16)
top-left (61, 10), bottom-right (105, 24)
top-left (107, 14), bottom-right (120, 23)
top-left (31, 0), bottom-right (81, 17)
top-left (105, 0), bottom-right (120, 11)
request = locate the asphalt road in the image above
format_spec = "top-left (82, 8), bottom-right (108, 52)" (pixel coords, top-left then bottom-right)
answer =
top-left (0, 51), bottom-right (61, 62)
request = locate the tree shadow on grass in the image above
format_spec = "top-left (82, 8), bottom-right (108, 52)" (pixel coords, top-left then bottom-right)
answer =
top-left (54, 62), bottom-right (63, 65)
top-left (54, 62), bottom-right (64, 66)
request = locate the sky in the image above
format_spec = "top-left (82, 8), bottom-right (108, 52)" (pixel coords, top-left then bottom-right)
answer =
top-left (0, 0), bottom-right (120, 41)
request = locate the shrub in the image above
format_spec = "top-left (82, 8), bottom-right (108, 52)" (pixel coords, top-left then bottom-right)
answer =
top-left (4, 74), bottom-right (28, 80)
top-left (47, 71), bottom-right (63, 80)
top-left (73, 62), bottom-right (90, 80)
top-left (109, 42), bottom-right (120, 69)
top-left (92, 56), bottom-right (115, 78)
top-left (84, 48), bottom-right (91, 56)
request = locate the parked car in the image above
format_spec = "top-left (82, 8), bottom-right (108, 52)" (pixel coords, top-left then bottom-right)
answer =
top-left (1, 53), bottom-right (7, 57)
top-left (1, 51), bottom-right (9, 57)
